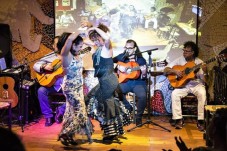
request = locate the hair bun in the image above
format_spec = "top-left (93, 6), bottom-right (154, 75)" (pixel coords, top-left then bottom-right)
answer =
top-left (57, 32), bottom-right (71, 51)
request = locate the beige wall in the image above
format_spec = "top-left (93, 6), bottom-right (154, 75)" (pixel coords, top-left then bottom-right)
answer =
top-left (198, 0), bottom-right (227, 101)
top-left (0, 0), bottom-right (54, 78)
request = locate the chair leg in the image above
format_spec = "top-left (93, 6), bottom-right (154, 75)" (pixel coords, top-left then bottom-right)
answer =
top-left (132, 94), bottom-right (136, 124)
top-left (8, 103), bottom-right (12, 130)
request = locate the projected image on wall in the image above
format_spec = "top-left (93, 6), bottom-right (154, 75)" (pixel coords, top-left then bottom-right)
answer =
top-left (55, 0), bottom-right (198, 66)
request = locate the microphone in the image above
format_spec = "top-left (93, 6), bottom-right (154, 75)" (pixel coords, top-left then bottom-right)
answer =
top-left (144, 48), bottom-right (158, 55)
top-left (128, 48), bottom-right (158, 57)
top-left (122, 51), bottom-right (129, 60)
top-left (145, 48), bottom-right (158, 52)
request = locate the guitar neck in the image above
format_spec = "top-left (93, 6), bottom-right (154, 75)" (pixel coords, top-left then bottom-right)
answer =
top-left (53, 60), bottom-right (62, 71)
top-left (131, 66), bottom-right (141, 71)
top-left (191, 56), bottom-right (218, 72)
top-left (78, 47), bottom-right (91, 55)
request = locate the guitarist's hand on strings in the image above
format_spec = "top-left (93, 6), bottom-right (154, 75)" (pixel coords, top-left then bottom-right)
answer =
top-left (118, 65), bottom-right (133, 74)
top-left (174, 70), bottom-right (183, 78)
top-left (118, 65), bottom-right (127, 73)
top-left (42, 63), bottom-right (54, 72)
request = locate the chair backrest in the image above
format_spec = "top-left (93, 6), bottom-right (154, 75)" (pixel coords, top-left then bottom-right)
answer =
top-left (48, 92), bottom-right (65, 112)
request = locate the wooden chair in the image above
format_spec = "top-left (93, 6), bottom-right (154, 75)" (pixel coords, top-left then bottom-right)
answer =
top-left (181, 93), bottom-right (198, 117)
top-left (126, 92), bottom-right (137, 124)
top-left (48, 92), bottom-right (66, 114)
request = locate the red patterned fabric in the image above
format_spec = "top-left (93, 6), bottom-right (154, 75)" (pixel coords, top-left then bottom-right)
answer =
top-left (151, 90), bottom-right (167, 115)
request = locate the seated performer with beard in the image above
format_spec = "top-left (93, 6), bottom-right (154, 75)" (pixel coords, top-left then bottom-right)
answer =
top-left (113, 39), bottom-right (147, 126)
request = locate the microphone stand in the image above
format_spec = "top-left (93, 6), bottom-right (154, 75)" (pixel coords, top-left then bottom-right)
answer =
top-left (10, 56), bottom-right (33, 132)
top-left (128, 48), bottom-right (159, 57)
top-left (127, 50), bottom-right (171, 132)
top-left (18, 64), bottom-right (25, 132)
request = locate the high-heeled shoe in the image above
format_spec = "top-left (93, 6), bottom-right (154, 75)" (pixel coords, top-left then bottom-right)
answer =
top-left (58, 134), bottom-right (70, 146)
top-left (58, 134), bottom-right (78, 146)
top-left (102, 135), bottom-right (117, 144)
top-left (68, 134), bottom-right (78, 145)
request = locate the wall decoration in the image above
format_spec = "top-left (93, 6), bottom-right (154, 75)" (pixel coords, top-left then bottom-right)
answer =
top-left (0, 0), bottom-right (54, 53)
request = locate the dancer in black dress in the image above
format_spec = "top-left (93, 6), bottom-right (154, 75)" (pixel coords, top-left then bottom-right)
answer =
top-left (86, 23), bottom-right (131, 143)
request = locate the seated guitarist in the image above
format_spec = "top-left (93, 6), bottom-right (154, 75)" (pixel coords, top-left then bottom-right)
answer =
top-left (33, 36), bottom-right (65, 127)
top-left (164, 41), bottom-right (208, 131)
top-left (113, 39), bottom-right (147, 126)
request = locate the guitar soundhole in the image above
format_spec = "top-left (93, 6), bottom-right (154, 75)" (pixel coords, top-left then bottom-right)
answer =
top-left (176, 76), bottom-right (181, 81)
top-left (185, 68), bottom-right (191, 74)
top-left (3, 84), bottom-right (8, 90)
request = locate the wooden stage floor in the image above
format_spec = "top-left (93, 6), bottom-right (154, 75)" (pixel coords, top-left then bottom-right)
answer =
top-left (10, 115), bottom-right (206, 151)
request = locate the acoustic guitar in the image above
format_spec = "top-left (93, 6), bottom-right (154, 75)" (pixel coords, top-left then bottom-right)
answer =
top-left (117, 60), bottom-right (167, 83)
top-left (36, 47), bottom-right (91, 87)
top-left (0, 76), bottom-right (18, 108)
top-left (168, 53), bottom-right (227, 88)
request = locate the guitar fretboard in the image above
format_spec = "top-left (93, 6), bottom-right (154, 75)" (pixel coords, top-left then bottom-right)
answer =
top-left (189, 54), bottom-right (226, 73)
top-left (78, 47), bottom-right (91, 55)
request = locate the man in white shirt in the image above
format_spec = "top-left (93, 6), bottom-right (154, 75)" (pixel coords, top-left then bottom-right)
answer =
top-left (164, 41), bottom-right (207, 131)
top-left (33, 36), bottom-right (65, 126)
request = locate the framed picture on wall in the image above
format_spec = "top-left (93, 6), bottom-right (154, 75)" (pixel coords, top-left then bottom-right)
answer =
top-left (62, 0), bottom-right (70, 6)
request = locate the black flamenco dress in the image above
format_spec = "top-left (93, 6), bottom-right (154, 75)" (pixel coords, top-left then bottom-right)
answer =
top-left (86, 48), bottom-right (131, 138)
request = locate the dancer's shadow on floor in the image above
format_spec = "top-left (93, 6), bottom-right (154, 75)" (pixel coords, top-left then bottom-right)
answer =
top-left (92, 138), bottom-right (123, 145)
top-left (63, 146), bottom-right (89, 150)
top-left (62, 137), bottom-right (126, 150)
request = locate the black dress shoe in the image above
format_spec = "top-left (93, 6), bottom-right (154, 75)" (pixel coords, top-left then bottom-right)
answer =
top-left (55, 108), bottom-right (63, 124)
top-left (197, 120), bottom-right (205, 132)
top-left (45, 117), bottom-right (54, 127)
top-left (175, 119), bottom-right (184, 129)
top-left (169, 119), bottom-right (176, 127)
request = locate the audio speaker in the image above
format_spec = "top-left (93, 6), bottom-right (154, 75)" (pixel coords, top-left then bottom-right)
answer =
top-left (20, 80), bottom-right (41, 123)
top-left (0, 24), bottom-right (12, 68)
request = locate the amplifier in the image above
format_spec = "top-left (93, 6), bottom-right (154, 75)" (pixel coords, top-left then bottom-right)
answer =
top-left (20, 79), bottom-right (40, 124)
top-left (2, 68), bottom-right (24, 75)
top-left (1, 67), bottom-right (30, 80)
